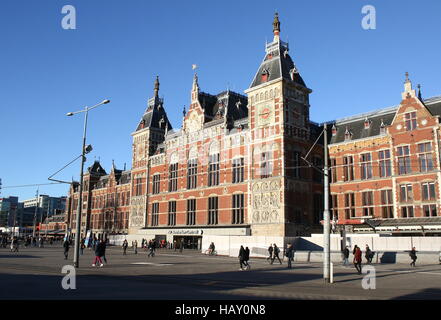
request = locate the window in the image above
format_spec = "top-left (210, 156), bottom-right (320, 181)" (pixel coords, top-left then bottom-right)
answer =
top-left (208, 197), bottom-right (218, 225)
top-left (208, 153), bottom-right (220, 186)
top-left (151, 203), bottom-right (159, 226)
top-left (152, 174), bottom-right (160, 194)
top-left (422, 182), bottom-right (436, 201)
top-left (343, 156), bottom-right (354, 181)
top-left (418, 143), bottom-right (434, 172)
top-left (187, 159), bottom-right (198, 189)
top-left (330, 194), bottom-right (338, 220)
top-left (400, 184), bottom-right (413, 202)
top-left (362, 191), bottom-right (374, 216)
top-left (168, 163), bottom-right (178, 192)
top-left (167, 201), bottom-right (176, 226)
top-left (134, 176), bottom-right (143, 196)
top-left (397, 146), bottom-right (411, 175)
top-left (379, 150), bottom-right (391, 177)
top-left (232, 158), bottom-right (244, 183)
top-left (423, 204), bottom-right (437, 217)
top-left (380, 189), bottom-right (394, 218)
top-left (232, 194), bottom-right (244, 224)
top-left (360, 153), bottom-right (372, 180)
top-left (260, 152), bottom-right (272, 179)
top-left (401, 206), bottom-right (414, 218)
top-left (187, 199), bottom-right (196, 226)
top-left (405, 111), bottom-right (417, 131)
top-left (313, 157), bottom-right (323, 182)
top-left (292, 151), bottom-right (302, 179)
top-left (344, 193), bottom-right (355, 219)
top-left (330, 158), bottom-right (337, 183)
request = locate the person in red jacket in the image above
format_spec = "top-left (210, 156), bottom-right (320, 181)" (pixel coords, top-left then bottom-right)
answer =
top-left (353, 245), bottom-right (362, 274)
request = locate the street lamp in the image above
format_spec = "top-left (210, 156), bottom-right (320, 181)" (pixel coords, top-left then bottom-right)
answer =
top-left (68, 99), bottom-right (110, 268)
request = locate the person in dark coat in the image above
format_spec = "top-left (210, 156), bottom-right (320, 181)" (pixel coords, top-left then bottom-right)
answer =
top-left (244, 247), bottom-right (250, 270)
top-left (271, 244), bottom-right (282, 265)
top-left (353, 246), bottom-right (362, 274)
top-left (365, 245), bottom-right (373, 264)
top-left (92, 240), bottom-right (105, 267)
top-left (286, 243), bottom-right (295, 269)
top-left (409, 247), bottom-right (417, 267)
top-left (266, 244), bottom-right (274, 263)
top-left (342, 246), bottom-right (350, 266)
top-left (63, 239), bottom-right (70, 260)
top-left (122, 239), bottom-right (128, 255)
top-left (238, 245), bottom-right (246, 270)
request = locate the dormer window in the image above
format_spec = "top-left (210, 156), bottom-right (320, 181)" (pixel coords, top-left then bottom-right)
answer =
top-left (344, 127), bottom-right (352, 141)
top-left (331, 124), bottom-right (337, 136)
top-left (405, 111), bottom-right (417, 131)
top-left (364, 118), bottom-right (371, 129)
top-left (261, 69), bottom-right (269, 82)
top-left (380, 119), bottom-right (386, 134)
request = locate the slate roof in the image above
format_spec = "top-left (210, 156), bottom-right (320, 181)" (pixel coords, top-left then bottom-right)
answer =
top-left (249, 40), bottom-right (307, 89)
top-left (198, 90), bottom-right (248, 125)
top-left (330, 96), bottom-right (441, 144)
top-left (136, 96), bottom-right (173, 132)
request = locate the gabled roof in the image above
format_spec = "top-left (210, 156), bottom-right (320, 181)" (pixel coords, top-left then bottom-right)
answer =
top-left (87, 161), bottom-right (107, 176)
top-left (330, 96), bottom-right (441, 144)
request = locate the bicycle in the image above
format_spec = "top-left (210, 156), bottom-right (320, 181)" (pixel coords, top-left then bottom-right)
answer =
top-left (204, 249), bottom-right (217, 256)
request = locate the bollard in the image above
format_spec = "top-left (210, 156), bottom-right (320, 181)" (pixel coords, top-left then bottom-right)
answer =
top-left (330, 262), bottom-right (334, 283)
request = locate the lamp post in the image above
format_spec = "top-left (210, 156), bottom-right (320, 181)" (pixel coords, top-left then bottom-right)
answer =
top-left (67, 99), bottom-right (110, 268)
top-left (323, 123), bottom-right (331, 283)
top-left (32, 188), bottom-right (39, 238)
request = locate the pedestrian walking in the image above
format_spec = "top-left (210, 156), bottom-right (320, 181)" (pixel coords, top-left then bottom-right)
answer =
top-left (63, 239), bottom-right (70, 260)
top-left (238, 245), bottom-right (246, 270)
top-left (92, 240), bottom-right (105, 267)
top-left (285, 243), bottom-right (294, 269)
top-left (147, 240), bottom-right (156, 257)
top-left (133, 240), bottom-right (138, 254)
top-left (409, 247), bottom-right (417, 267)
top-left (80, 238), bottom-right (85, 255)
top-left (365, 245), bottom-right (373, 264)
top-left (266, 244), bottom-right (274, 263)
top-left (122, 239), bottom-right (128, 255)
top-left (353, 245), bottom-right (362, 274)
top-left (244, 246), bottom-right (251, 270)
top-left (10, 237), bottom-right (19, 252)
top-left (271, 244), bottom-right (282, 265)
top-left (342, 246), bottom-right (350, 266)
top-left (179, 239), bottom-right (184, 253)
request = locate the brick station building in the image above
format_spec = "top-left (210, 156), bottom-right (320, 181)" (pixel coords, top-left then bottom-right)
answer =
top-left (65, 14), bottom-right (325, 246)
top-left (329, 75), bottom-right (441, 235)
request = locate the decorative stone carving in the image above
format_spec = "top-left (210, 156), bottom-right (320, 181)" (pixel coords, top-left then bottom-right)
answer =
top-left (251, 179), bottom-right (281, 223)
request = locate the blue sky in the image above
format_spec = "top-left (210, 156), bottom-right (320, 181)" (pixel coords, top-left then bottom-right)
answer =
top-left (1, 0), bottom-right (440, 200)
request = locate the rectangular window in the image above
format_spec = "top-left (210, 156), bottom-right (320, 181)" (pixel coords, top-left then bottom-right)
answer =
top-left (330, 194), bottom-right (338, 220)
top-left (260, 152), bottom-right (272, 179)
top-left (422, 182), bottom-right (436, 201)
top-left (232, 158), bottom-right (244, 183)
top-left (360, 153), bottom-right (373, 180)
top-left (330, 158), bottom-right (337, 183)
top-left (397, 146), bottom-right (411, 175)
top-left (152, 174), bottom-right (160, 194)
top-left (362, 191), bottom-right (374, 216)
top-left (293, 151), bottom-right (301, 179)
top-left (168, 163), bottom-right (178, 192)
top-left (168, 201), bottom-right (176, 226)
top-left (134, 176), bottom-right (143, 196)
top-left (208, 154), bottom-right (220, 186)
top-left (232, 194), bottom-right (244, 224)
top-left (343, 156), bottom-right (354, 182)
top-left (151, 203), bottom-right (159, 226)
top-left (418, 143), bottom-right (434, 172)
top-left (208, 197), bottom-right (218, 225)
top-left (344, 193), bottom-right (355, 219)
top-left (380, 189), bottom-right (394, 218)
top-left (186, 199), bottom-right (196, 226)
top-left (405, 111), bottom-right (417, 131)
top-left (401, 206), bottom-right (414, 218)
top-left (379, 150), bottom-right (391, 177)
top-left (187, 159), bottom-right (198, 189)
top-left (423, 204), bottom-right (437, 217)
top-left (400, 184), bottom-right (413, 202)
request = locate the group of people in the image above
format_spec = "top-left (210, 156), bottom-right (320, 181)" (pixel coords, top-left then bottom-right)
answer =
top-left (343, 244), bottom-right (419, 274)
top-left (237, 243), bottom-right (296, 271)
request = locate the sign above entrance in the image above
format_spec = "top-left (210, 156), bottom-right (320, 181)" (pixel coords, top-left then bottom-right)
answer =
top-left (168, 229), bottom-right (203, 235)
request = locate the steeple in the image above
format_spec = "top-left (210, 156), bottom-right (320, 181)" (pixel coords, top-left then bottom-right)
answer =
top-left (402, 72), bottom-right (416, 99)
top-left (191, 73), bottom-right (199, 103)
top-left (154, 76), bottom-right (159, 97)
top-left (273, 12), bottom-right (281, 42)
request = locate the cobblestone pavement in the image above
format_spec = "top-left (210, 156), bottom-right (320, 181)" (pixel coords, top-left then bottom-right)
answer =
top-left (1, 245), bottom-right (440, 300)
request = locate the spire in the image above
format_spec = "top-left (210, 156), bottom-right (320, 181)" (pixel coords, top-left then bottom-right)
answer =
top-left (191, 73), bottom-right (199, 103)
top-left (183, 106), bottom-right (186, 117)
top-left (417, 84), bottom-right (422, 101)
top-left (154, 76), bottom-right (160, 97)
top-left (273, 12), bottom-right (281, 42)
top-left (402, 72), bottom-right (416, 99)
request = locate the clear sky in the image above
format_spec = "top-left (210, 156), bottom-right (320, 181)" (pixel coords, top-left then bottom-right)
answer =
top-left (1, 0), bottom-right (440, 201)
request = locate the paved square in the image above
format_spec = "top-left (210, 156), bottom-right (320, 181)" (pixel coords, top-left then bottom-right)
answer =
top-left (1, 245), bottom-right (440, 300)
